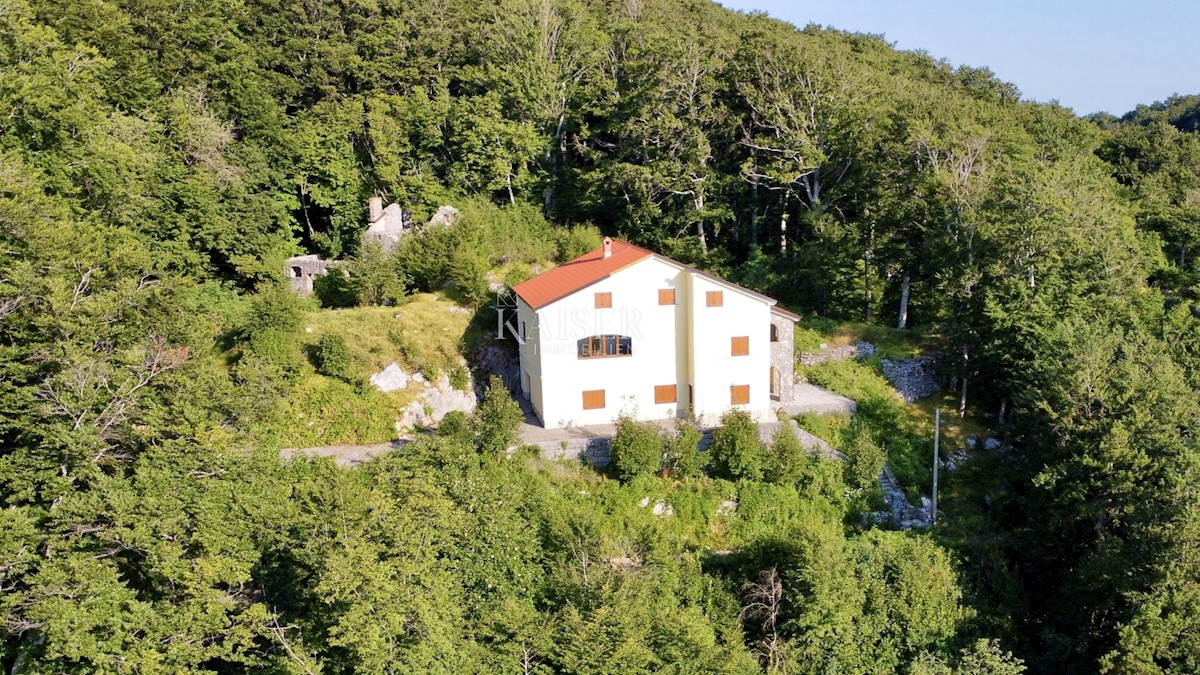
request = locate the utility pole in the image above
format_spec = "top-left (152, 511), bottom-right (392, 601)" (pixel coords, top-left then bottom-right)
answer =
top-left (932, 407), bottom-right (940, 527)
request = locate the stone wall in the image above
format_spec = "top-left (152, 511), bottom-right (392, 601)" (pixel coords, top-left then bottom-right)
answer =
top-left (880, 356), bottom-right (941, 403)
top-left (769, 313), bottom-right (796, 401)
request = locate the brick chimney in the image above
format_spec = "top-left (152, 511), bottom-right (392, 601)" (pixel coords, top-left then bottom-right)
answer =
top-left (369, 197), bottom-right (383, 223)
top-left (603, 236), bottom-right (613, 259)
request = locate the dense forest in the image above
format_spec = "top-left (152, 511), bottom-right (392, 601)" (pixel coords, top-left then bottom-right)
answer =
top-left (2, 0), bottom-right (1200, 672)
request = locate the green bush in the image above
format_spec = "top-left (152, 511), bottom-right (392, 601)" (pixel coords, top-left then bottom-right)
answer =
top-left (666, 417), bottom-right (706, 478)
top-left (473, 375), bottom-right (523, 455)
top-left (844, 421), bottom-right (886, 494)
top-left (315, 333), bottom-right (357, 382)
top-left (710, 409), bottom-right (765, 481)
top-left (554, 224), bottom-right (602, 261)
top-left (764, 422), bottom-right (809, 485)
top-left (449, 364), bottom-right (470, 391)
top-left (346, 241), bottom-right (408, 306)
top-left (238, 285), bottom-right (307, 380)
top-left (610, 415), bottom-right (666, 481)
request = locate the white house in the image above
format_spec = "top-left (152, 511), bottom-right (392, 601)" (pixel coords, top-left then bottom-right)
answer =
top-left (511, 237), bottom-right (799, 429)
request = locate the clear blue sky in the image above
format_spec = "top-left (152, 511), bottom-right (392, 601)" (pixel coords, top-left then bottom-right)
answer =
top-left (717, 1), bottom-right (1200, 116)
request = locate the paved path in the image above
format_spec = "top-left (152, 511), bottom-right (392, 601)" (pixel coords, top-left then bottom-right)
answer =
top-left (776, 383), bottom-right (857, 416)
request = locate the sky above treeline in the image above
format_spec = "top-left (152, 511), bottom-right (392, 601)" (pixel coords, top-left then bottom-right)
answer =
top-left (718, 0), bottom-right (1200, 116)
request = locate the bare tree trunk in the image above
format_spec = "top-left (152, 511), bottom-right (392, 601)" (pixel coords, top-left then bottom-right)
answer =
top-left (750, 175), bottom-right (759, 248)
top-left (958, 345), bottom-right (969, 418)
top-left (779, 213), bottom-right (788, 254)
top-left (864, 222), bottom-right (873, 322)
top-left (897, 273), bottom-right (910, 330)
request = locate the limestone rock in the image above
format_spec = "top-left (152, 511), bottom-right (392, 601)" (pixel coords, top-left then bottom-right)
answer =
top-left (369, 363), bottom-right (409, 392)
top-left (427, 205), bottom-right (459, 228)
top-left (397, 370), bottom-right (477, 430)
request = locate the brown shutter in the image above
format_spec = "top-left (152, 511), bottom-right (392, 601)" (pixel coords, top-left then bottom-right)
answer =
top-left (658, 288), bottom-right (676, 305)
top-left (730, 384), bottom-right (750, 405)
top-left (731, 336), bottom-right (749, 356)
top-left (594, 292), bottom-right (612, 308)
top-left (582, 389), bottom-right (606, 409)
top-left (654, 384), bottom-right (677, 404)
top-left (706, 290), bottom-right (723, 307)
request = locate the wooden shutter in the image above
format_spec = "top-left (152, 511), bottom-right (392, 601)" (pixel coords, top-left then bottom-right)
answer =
top-left (582, 389), bottom-right (606, 410)
top-left (706, 290), bottom-right (723, 307)
top-left (594, 292), bottom-right (612, 308)
top-left (730, 384), bottom-right (750, 405)
top-left (654, 384), bottom-right (677, 404)
top-left (731, 336), bottom-right (749, 356)
top-left (658, 288), bottom-right (676, 305)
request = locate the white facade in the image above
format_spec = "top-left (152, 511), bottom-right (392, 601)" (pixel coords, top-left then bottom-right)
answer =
top-left (516, 254), bottom-right (785, 429)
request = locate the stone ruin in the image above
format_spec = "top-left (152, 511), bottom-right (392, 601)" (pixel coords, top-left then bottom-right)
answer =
top-left (286, 198), bottom-right (461, 294)
top-left (362, 197), bottom-right (414, 253)
top-left (285, 254), bottom-right (337, 296)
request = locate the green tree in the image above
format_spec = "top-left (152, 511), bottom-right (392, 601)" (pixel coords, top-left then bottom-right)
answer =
top-left (610, 415), bottom-right (666, 480)
top-left (710, 409), bottom-right (765, 481)
top-left (473, 376), bottom-right (524, 455)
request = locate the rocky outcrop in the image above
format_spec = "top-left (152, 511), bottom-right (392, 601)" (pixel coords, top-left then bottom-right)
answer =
top-left (427, 205), bottom-right (460, 228)
top-left (397, 371), bottom-right (477, 430)
top-left (880, 356), bottom-right (941, 402)
top-left (369, 363), bottom-right (409, 392)
top-left (475, 345), bottom-right (521, 394)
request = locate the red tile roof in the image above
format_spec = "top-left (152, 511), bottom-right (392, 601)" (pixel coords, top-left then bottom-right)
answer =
top-left (512, 239), bottom-right (654, 309)
top-left (512, 238), bottom-right (798, 319)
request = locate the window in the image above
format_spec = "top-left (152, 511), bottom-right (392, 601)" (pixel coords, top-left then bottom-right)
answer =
top-left (658, 288), bottom-right (676, 305)
top-left (290, 266), bottom-right (303, 278)
top-left (730, 384), bottom-right (750, 405)
top-left (770, 323), bottom-right (779, 342)
top-left (594, 292), bottom-right (612, 309)
top-left (520, 321), bottom-right (527, 339)
top-left (731, 336), bottom-right (749, 356)
top-left (577, 335), bottom-right (632, 359)
top-left (582, 389), bottom-right (606, 410)
top-left (706, 290), bottom-right (723, 307)
top-left (654, 384), bottom-right (676, 404)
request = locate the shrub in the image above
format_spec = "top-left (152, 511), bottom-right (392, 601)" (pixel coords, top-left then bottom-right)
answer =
top-left (346, 241), bottom-right (408, 306)
top-left (473, 375), bottom-right (523, 455)
top-left (448, 364), bottom-right (470, 391)
top-left (238, 285), bottom-right (306, 379)
top-left (555, 224), bottom-right (602, 261)
top-left (610, 415), bottom-right (666, 480)
top-left (437, 410), bottom-right (473, 442)
top-left (844, 421), bottom-right (886, 494)
top-left (710, 409), bottom-right (765, 481)
top-left (666, 416), bottom-right (706, 478)
top-left (764, 421), bottom-right (809, 485)
top-left (315, 333), bottom-right (356, 382)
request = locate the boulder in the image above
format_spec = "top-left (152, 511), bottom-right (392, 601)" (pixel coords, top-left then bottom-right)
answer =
top-left (369, 363), bottom-right (409, 392)
top-left (397, 371), bottom-right (477, 430)
top-left (427, 205), bottom-right (460, 228)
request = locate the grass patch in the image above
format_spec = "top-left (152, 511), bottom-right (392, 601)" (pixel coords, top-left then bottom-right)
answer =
top-left (795, 317), bottom-right (939, 360)
top-left (257, 293), bottom-right (480, 446)
top-left (303, 293), bottom-right (474, 379)
top-left (802, 359), bottom-right (933, 501)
